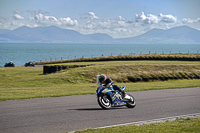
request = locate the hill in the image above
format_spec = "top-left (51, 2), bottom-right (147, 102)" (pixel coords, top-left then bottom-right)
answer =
top-left (0, 26), bottom-right (199, 44)
top-left (116, 26), bottom-right (200, 44)
top-left (0, 26), bottom-right (113, 43)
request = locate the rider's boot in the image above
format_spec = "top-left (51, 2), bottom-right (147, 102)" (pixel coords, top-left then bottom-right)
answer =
top-left (121, 91), bottom-right (126, 101)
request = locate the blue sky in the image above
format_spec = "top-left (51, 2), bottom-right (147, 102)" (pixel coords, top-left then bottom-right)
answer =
top-left (0, 0), bottom-right (199, 38)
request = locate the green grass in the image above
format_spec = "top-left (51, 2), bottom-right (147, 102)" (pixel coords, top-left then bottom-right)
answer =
top-left (0, 60), bottom-right (200, 101)
top-left (44, 60), bottom-right (200, 83)
top-left (74, 117), bottom-right (200, 133)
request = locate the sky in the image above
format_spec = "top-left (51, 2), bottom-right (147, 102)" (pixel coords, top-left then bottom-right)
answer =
top-left (0, 0), bottom-right (200, 38)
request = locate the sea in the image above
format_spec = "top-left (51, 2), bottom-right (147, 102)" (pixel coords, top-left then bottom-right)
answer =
top-left (0, 43), bottom-right (200, 66)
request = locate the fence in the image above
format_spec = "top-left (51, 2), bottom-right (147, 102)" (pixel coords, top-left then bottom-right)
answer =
top-left (38, 50), bottom-right (200, 63)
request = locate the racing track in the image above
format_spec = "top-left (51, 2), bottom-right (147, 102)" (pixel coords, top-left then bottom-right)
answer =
top-left (0, 87), bottom-right (200, 133)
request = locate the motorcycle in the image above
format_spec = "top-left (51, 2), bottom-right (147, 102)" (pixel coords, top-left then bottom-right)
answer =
top-left (96, 85), bottom-right (136, 109)
top-left (4, 62), bottom-right (15, 67)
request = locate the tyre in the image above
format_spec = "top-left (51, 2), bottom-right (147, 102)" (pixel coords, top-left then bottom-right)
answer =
top-left (97, 94), bottom-right (112, 109)
top-left (125, 94), bottom-right (136, 108)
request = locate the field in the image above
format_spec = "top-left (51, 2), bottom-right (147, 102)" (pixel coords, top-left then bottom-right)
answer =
top-left (0, 57), bottom-right (200, 101)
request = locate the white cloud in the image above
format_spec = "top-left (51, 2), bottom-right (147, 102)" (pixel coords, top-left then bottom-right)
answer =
top-left (135, 12), bottom-right (159, 24)
top-left (135, 12), bottom-right (176, 25)
top-left (88, 12), bottom-right (99, 19)
top-left (118, 20), bottom-right (126, 27)
top-left (117, 16), bottom-right (125, 21)
top-left (182, 18), bottom-right (200, 24)
top-left (145, 14), bottom-right (159, 24)
top-left (59, 17), bottom-right (78, 26)
top-left (114, 28), bottom-right (128, 32)
top-left (30, 13), bottom-right (78, 27)
top-left (34, 13), bottom-right (43, 21)
top-left (44, 16), bottom-right (58, 22)
top-left (135, 12), bottom-right (146, 21)
top-left (13, 14), bottom-right (24, 20)
top-left (159, 13), bottom-right (177, 23)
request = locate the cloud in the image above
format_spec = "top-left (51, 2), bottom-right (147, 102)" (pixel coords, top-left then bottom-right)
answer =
top-left (44, 16), bottom-right (58, 22)
top-left (34, 13), bottom-right (43, 21)
top-left (135, 12), bottom-right (159, 24)
top-left (30, 13), bottom-right (78, 26)
top-left (117, 16), bottom-right (125, 21)
top-left (135, 12), bottom-right (176, 24)
top-left (182, 18), bottom-right (200, 24)
top-left (145, 14), bottom-right (159, 24)
top-left (13, 14), bottom-right (24, 20)
top-left (135, 12), bottom-right (146, 22)
top-left (88, 12), bottom-right (99, 19)
top-left (34, 13), bottom-right (58, 22)
top-left (59, 17), bottom-right (78, 26)
top-left (158, 13), bottom-right (177, 23)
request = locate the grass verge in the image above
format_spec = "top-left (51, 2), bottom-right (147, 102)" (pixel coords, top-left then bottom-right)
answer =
top-left (74, 117), bottom-right (200, 133)
top-left (0, 79), bottom-right (200, 101)
top-left (35, 53), bottom-right (200, 65)
top-left (0, 60), bottom-right (200, 101)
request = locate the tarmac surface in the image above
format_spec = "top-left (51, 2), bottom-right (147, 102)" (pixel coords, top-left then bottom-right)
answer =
top-left (0, 87), bottom-right (200, 133)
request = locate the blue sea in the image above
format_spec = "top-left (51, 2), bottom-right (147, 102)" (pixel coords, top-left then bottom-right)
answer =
top-left (0, 43), bottom-right (200, 66)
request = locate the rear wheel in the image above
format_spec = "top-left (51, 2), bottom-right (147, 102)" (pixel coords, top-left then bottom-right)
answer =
top-left (125, 94), bottom-right (136, 108)
top-left (97, 94), bottom-right (112, 109)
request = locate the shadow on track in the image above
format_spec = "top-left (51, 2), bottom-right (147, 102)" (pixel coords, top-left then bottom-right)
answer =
top-left (68, 108), bottom-right (102, 111)
top-left (69, 107), bottom-right (127, 111)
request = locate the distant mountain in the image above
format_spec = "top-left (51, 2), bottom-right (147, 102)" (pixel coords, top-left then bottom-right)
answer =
top-left (0, 25), bottom-right (199, 44)
top-left (115, 26), bottom-right (200, 44)
top-left (0, 26), bottom-right (113, 43)
top-left (0, 29), bottom-right (10, 34)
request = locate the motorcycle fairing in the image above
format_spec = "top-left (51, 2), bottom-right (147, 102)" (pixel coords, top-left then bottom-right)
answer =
top-left (101, 86), bottom-right (126, 106)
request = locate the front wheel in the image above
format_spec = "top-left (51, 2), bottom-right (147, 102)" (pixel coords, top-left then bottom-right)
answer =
top-left (97, 94), bottom-right (112, 109)
top-left (125, 94), bottom-right (136, 108)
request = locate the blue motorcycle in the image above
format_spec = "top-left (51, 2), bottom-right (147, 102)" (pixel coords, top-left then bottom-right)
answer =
top-left (96, 85), bottom-right (136, 109)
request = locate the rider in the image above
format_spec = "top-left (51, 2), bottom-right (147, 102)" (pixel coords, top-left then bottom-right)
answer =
top-left (98, 74), bottom-right (126, 99)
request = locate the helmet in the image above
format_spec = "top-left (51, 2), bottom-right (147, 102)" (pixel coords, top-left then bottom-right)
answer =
top-left (99, 74), bottom-right (106, 83)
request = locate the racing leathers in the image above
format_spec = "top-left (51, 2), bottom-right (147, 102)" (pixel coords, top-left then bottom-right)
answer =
top-left (101, 78), bottom-right (125, 98)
